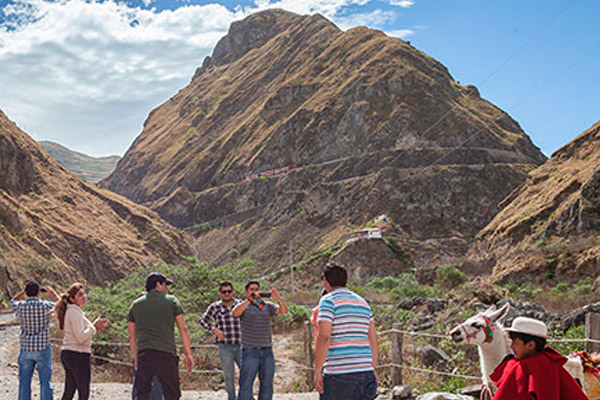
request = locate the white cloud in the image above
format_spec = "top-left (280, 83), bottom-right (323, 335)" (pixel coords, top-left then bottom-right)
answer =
top-left (386, 28), bottom-right (414, 39)
top-left (0, 0), bottom-right (415, 156)
top-left (0, 0), bottom-right (240, 156)
top-left (335, 9), bottom-right (397, 30)
top-left (389, 0), bottom-right (415, 8)
top-left (251, 0), bottom-right (371, 19)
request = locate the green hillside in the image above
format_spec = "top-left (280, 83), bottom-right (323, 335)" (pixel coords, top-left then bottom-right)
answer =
top-left (39, 140), bottom-right (120, 183)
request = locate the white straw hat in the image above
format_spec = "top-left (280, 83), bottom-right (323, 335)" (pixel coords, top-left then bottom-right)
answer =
top-left (506, 317), bottom-right (548, 338)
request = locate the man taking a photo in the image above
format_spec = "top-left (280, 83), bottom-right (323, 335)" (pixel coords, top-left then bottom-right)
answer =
top-left (232, 281), bottom-right (287, 400)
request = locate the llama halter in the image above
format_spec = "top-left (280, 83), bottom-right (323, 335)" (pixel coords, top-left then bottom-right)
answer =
top-left (458, 314), bottom-right (494, 344)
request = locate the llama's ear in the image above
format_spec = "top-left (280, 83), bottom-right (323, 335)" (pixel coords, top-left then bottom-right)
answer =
top-left (489, 303), bottom-right (510, 324)
top-left (484, 305), bottom-right (497, 315)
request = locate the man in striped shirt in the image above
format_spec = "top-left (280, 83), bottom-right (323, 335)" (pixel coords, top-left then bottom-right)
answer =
top-left (314, 262), bottom-right (378, 400)
top-left (200, 282), bottom-right (241, 400)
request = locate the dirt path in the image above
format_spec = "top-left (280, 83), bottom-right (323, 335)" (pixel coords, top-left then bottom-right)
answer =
top-left (0, 324), bottom-right (318, 399)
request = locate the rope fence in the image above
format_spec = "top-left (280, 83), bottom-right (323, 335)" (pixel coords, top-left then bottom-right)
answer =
top-left (302, 312), bottom-right (600, 391)
top-left (48, 339), bottom-right (224, 375)
top-left (378, 328), bottom-right (600, 344)
top-left (10, 310), bottom-right (600, 392)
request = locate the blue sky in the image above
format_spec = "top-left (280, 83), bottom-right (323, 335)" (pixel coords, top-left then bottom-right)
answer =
top-left (0, 0), bottom-right (598, 157)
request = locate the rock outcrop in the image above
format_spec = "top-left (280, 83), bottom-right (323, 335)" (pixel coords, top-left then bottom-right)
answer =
top-left (474, 119), bottom-right (600, 284)
top-left (102, 10), bottom-right (545, 275)
top-left (0, 109), bottom-right (189, 295)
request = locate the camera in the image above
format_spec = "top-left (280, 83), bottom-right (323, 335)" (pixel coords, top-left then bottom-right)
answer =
top-left (40, 288), bottom-right (47, 293)
top-left (260, 292), bottom-right (271, 298)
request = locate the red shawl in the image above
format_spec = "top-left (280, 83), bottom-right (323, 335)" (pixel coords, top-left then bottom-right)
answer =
top-left (491, 347), bottom-right (588, 399)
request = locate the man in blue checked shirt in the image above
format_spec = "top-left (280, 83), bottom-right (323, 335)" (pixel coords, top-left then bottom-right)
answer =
top-left (11, 281), bottom-right (59, 400)
top-left (200, 282), bottom-right (242, 400)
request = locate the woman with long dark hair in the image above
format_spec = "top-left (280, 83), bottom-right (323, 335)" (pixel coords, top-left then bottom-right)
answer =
top-left (54, 283), bottom-right (108, 400)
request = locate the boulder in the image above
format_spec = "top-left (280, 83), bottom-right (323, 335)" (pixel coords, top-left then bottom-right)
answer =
top-left (392, 384), bottom-right (413, 399)
top-left (416, 345), bottom-right (451, 367)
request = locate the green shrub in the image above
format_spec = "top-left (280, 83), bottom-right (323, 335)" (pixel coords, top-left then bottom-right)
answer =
top-left (503, 281), bottom-right (540, 299)
top-left (366, 276), bottom-right (403, 290)
top-left (192, 222), bottom-right (213, 235)
top-left (86, 257), bottom-right (262, 344)
top-left (435, 265), bottom-right (466, 288)
top-left (367, 273), bottom-right (435, 300)
top-left (573, 277), bottom-right (593, 296)
top-left (551, 325), bottom-right (585, 355)
top-left (278, 304), bottom-right (311, 327)
top-left (383, 237), bottom-right (404, 258)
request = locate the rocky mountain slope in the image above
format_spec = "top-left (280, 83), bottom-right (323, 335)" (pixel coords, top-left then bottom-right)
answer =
top-left (102, 10), bottom-right (546, 277)
top-left (39, 140), bottom-right (120, 184)
top-left (473, 119), bottom-right (600, 285)
top-left (0, 109), bottom-right (189, 296)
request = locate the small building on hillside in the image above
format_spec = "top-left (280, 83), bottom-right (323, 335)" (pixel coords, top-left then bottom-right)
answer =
top-left (346, 228), bottom-right (382, 244)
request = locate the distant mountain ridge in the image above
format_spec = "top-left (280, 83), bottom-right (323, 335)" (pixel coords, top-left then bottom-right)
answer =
top-left (0, 109), bottom-right (189, 294)
top-left (39, 140), bottom-right (120, 184)
top-left (471, 119), bottom-right (600, 285)
top-left (102, 9), bottom-right (546, 278)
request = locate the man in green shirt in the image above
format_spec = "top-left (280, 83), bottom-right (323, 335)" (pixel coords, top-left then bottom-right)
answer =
top-left (128, 273), bottom-right (194, 400)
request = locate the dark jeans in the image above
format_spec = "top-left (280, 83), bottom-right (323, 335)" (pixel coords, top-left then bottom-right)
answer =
top-left (136, 349), bottom-right (180, 400)
top-left (320, 371), bottom-right (377, 400)
top-left (61, 350), bottom-right (91, 400)
top-left (132, 359), bottom-right (163, 400)
top-left (238, 348), bottom-right (275, 400)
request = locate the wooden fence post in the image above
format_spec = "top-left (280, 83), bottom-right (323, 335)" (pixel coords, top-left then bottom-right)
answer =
top-left (304, 321), bottom-right (314, 390)
top-left (585, 312), bottom-right (600, 353)
top-left (391, 323), bottom-right (403, 386)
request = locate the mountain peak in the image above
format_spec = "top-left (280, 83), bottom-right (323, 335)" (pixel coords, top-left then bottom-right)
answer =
top-left (197, 9), bottom-right (338, 74)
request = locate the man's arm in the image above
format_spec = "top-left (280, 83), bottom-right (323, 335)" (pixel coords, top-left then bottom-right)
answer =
top-left (368, 319), bottom-right (378, 383)
top-left (175, 314), bottom-right (195, 373)
top-left (44, 286), bottom-right (60, 302)
top-left (128, 322), bottom-right (138, 370)
top-left (232, 298), bottom-right (251, 318)
top-left (271, 288), bottom-right (288, 315)
top-left (12, 290), bottom-right (26, 302)
top-left (314, 321), bottom-right (332, 394)
top-left (200, 304), bottom-right (225, 341)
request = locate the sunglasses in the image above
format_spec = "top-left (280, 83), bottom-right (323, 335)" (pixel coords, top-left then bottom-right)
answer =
top-left (220, 290), bottom-right (233, 294)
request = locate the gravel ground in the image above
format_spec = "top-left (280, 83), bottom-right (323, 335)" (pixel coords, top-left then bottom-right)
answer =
top-left (0, 324), bottom-right (318, 399)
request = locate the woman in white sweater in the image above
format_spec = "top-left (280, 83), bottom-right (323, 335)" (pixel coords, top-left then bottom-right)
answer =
top-left (54, 283), bottom-right (108, 400)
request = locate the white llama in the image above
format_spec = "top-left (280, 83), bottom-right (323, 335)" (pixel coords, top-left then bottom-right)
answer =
top-left (450, 304), bottom-right (595, 399)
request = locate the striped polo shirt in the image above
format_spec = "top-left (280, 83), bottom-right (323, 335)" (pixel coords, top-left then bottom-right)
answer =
top-left (317, 287), bottom-right (373, 375)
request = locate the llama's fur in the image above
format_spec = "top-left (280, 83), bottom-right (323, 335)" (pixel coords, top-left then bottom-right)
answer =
top-left (449, 304), bottom-right (511, 387)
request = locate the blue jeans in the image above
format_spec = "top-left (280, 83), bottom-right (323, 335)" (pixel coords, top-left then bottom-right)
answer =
top-left (218, 344), bottom-right (241, 400)
top-left (18, 345), bottom-right (53, 400)
top-left (320, 371), bottom-right (377, 400)
top-left (238, 348), bottom-right (275, 400)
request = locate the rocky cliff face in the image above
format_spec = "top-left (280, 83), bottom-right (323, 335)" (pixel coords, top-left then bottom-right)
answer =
top-left (102, 10), bottom-right (545, 276)
top-left (474, 120), bottom-right (600, 285)
top-left (0, 109), bottom-right (189, 295)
